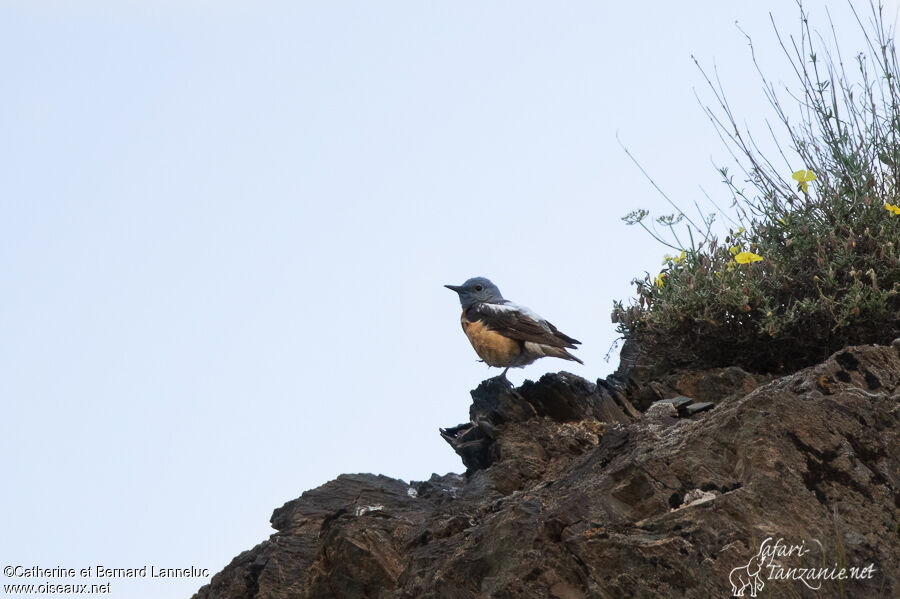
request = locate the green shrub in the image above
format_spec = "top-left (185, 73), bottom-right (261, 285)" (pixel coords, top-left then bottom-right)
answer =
top-left (613, 2), bottom-right (900, 373)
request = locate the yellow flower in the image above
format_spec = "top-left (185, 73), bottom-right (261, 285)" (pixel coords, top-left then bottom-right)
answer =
top-left (792, 169), bottom-right (817, 194)
top-left (655, 272), bottom-right (667, 287)
top-left (885, 202), bottom-right (900, 216)
top-left (673, 250), bottom-right (686, 264)
top-left (734, 251), bottom-right (763, 264)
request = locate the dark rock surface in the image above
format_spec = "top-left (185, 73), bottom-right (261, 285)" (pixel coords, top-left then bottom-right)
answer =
top-left (193, 344), bottom-right (900, 598)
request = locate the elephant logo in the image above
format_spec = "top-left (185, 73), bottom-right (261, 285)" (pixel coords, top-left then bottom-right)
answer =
top-left (729, 554), bottom-right (765, 597)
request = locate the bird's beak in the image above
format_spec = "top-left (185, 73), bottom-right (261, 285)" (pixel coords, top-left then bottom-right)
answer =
top-left (444, 284), bottom-right (463, 293)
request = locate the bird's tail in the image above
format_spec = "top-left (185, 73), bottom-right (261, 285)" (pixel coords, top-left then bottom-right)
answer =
top-left (560, 348), bottom-right (584, 364)
top-left (541, 345), bottom-right (583, 364)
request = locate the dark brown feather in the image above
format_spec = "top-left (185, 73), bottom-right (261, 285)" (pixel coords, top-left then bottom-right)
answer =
top-left (465, 303), bottom-right (581, 349)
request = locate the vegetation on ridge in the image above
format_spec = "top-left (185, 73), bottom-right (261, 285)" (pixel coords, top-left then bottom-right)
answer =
top-left (613, 1), bottom-right (900, 373)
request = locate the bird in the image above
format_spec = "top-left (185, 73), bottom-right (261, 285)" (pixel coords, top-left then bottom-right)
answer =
top-left (445, 276), bottom-right (582, 380)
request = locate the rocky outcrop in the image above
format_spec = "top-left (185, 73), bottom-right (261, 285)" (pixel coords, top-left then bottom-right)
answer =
top-left (193, 343), bottom-right (900, 598)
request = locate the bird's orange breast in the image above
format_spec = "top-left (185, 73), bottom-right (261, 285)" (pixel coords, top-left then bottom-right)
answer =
top-left (460, 310), bottom-right (522, 367)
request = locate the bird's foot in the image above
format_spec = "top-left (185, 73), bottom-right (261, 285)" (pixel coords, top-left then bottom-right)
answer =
top-left (492, 368), bottom-right (513, 386)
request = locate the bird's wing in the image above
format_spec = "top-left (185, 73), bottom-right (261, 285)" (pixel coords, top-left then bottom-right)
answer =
top-left (466, 302), bottom-right (581, 348)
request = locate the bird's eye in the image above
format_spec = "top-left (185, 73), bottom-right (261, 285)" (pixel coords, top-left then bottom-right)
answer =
top-left (474, 285), bottom-right (483, 292)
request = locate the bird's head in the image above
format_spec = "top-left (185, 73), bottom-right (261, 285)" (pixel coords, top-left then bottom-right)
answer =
top-left (444, 277), bottom-right (504, 308)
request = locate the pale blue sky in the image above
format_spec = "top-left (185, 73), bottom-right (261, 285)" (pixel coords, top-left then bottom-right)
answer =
top-left (1, 2), bottom-right (890, 597)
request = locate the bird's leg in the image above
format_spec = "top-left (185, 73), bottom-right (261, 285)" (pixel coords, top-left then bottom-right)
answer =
top-left (495, 367), bottom-right (512, 385)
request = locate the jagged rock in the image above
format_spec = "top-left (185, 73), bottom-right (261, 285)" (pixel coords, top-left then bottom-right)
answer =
top-left (683, 401), bottom-right (714, 415)
top-left (643, 400), bottom-right (679, 425)
top-left (676, 488), bottom-right (718, 509)
top-left (648, 396), bottom-right (716, 418)
top-left (441, 372), bottom-right (630, 475)
top-left (193, 344), bottom-right (900, 599)
top-left (655, 396), bottom-right (693, 408)
top-left (607, 340), bottom-right (769, 412)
